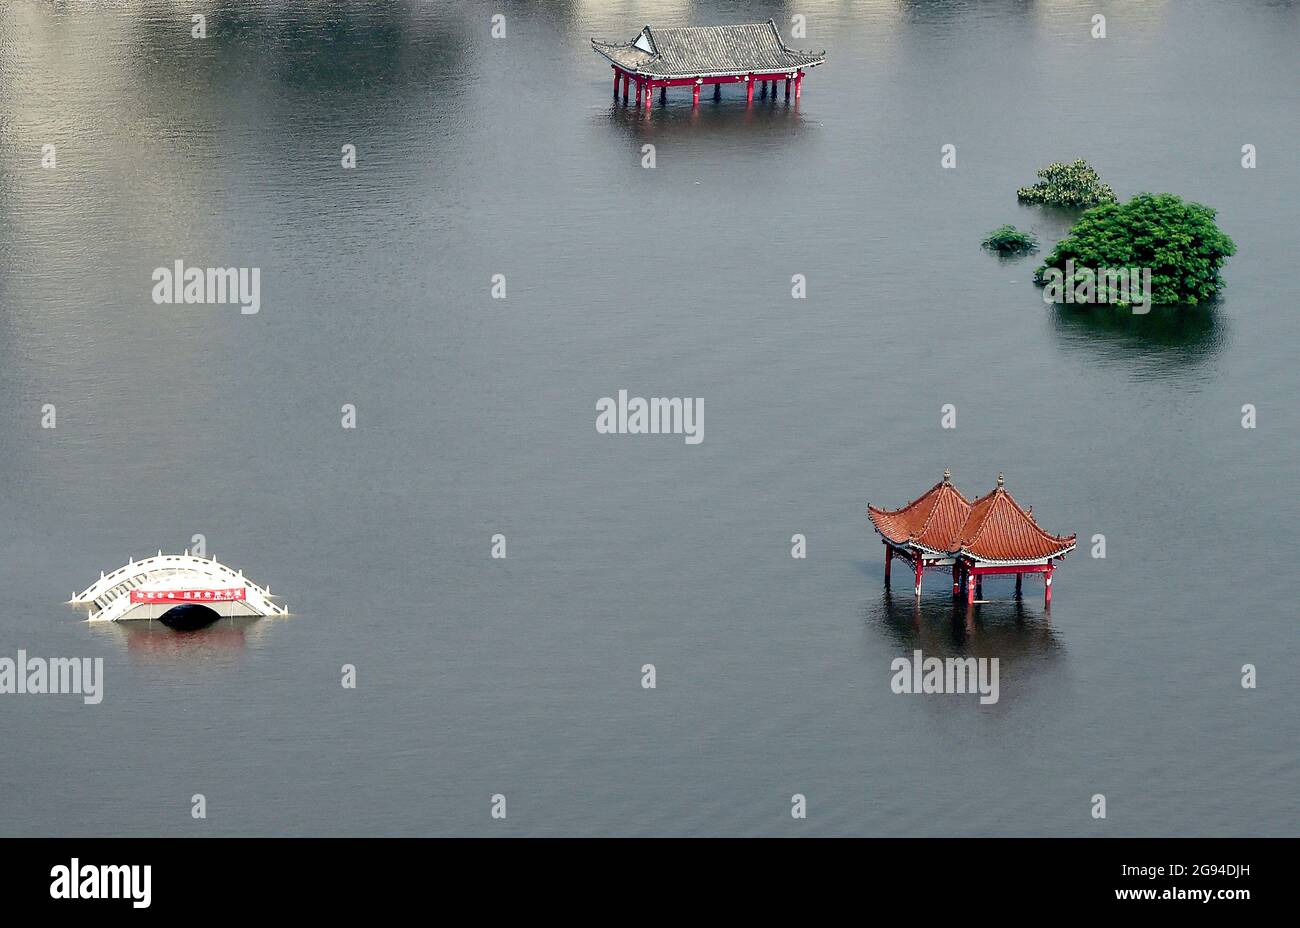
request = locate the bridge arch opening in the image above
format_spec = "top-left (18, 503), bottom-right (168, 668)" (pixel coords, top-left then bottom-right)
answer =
top-left (158, 603), bottom-right (222, 631)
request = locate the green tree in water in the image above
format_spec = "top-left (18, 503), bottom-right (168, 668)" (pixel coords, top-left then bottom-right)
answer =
top-left (1017, 160), bottom-right (1117, 208)
top-left (1035, 193), bottom-right (1236, 305)
top-left (982, 225), bottom-right (1038, 255)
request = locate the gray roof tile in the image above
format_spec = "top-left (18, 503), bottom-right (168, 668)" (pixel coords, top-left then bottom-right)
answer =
top-left (592, 20), bottom-right (826, 78)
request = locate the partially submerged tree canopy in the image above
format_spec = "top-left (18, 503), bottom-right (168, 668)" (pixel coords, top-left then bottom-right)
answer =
top-left (982, 225), bottom-right (1038, 255)
top-left (1017, 159), bottom-right (1117, 208)
top-left (1035, 193), bottom-right (1236, 305)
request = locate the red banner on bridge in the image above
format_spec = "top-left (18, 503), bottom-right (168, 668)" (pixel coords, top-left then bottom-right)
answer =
top-left (130, 588), bottom-right (247, 604)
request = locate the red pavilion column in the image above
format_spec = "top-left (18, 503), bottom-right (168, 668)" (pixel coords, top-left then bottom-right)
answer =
top-left (746, 75), bottom-right (754, 105)
top-left (952, 564), bottom-right (962, 597)
top-left (1044, 564), bottom-right (1054, 606)
top-left (622, 73), bottom-right (629, 103)
top-left (613, 67), bottom-right (620, 98)
top-left (634, 78), bottom-right (642, 107)
top-left (692, 82), bottom-right (700, 106)
top-left (644, 79), bottom-right (653, 108)
top-left (965, 572), bottom-right (976, 605)
top-left (794, 70), bottom-right (803, 99)
top-left (913, 557), bottom-right (924, 597)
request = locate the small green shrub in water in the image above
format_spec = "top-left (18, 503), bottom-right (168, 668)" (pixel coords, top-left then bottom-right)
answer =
top-left (1017, 159), bottom-right (1117, 208)
top-left (981, 225), bottom-right (1038, 255)
top-left (1035, 193), bottom-right (1236, 305)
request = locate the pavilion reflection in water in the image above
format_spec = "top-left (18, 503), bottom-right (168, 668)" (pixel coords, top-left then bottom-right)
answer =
top-left (871, 587), bottom-right (1061, 657)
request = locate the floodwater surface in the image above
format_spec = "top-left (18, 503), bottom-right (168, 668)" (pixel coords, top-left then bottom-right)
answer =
top-left (0, 0), bottom-right (1296, 835)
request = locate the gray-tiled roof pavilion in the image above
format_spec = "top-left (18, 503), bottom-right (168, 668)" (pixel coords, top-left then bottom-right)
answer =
top-left (591, 20), bottom-right (826, 79)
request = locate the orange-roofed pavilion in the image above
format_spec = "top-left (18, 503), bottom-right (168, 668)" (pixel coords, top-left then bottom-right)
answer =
top-left (868, 468), bottom-right (970, 595)
top-left (868, 471), bottom-right (1075, 606)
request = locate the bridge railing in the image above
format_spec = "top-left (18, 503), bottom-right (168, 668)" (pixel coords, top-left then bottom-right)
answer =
top-left (76, 553), bottom-right (287, 619)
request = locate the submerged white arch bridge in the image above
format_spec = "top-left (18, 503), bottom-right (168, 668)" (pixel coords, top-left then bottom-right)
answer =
top-left (71, 552), bottom-right (287, 622)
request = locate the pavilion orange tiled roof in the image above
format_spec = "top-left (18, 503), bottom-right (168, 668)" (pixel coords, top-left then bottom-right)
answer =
top-left (953, 475), bottom-right (1076, 563)
top-left (869, 471), bottom-right (1075, 564)
top-left (867, 469), bottom-right (971, 553)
